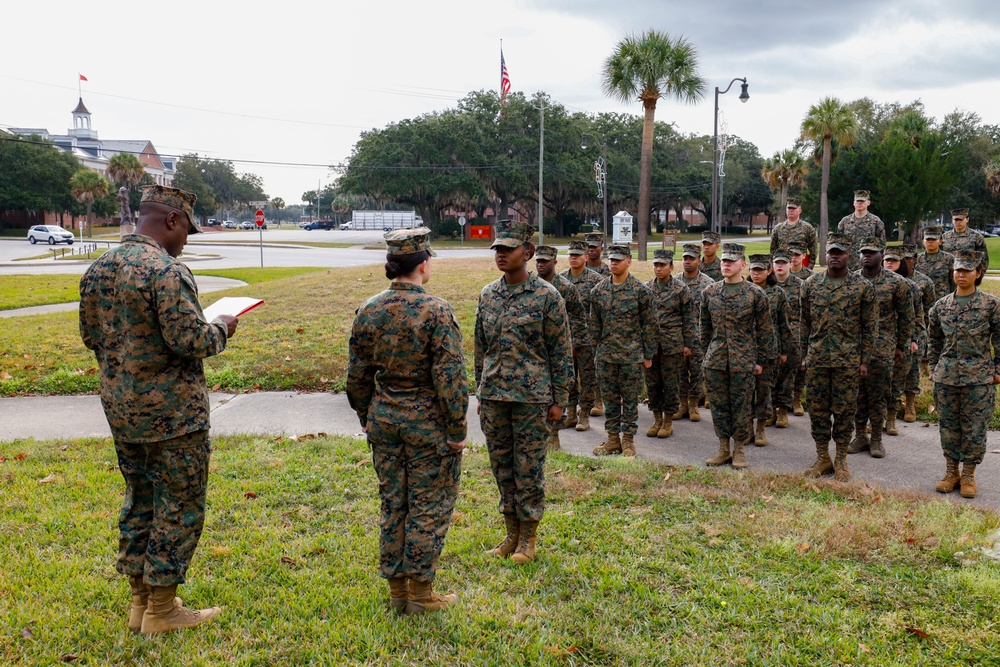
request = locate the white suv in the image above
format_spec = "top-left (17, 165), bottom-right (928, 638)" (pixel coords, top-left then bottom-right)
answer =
top-left (27, 225), bottom-right (75, 245)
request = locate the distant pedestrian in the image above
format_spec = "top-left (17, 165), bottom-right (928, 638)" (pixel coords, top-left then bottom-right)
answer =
top-left (79, 185), bottom-right (237, 634)
top-left (800, 233), bottom-right (878, 482)
top-left (837, 190), bottom-right (885, 271)
top-left (475, 220), bottom-right (574, 565)
top-left (927, 250), bottom-right (1000, 499)
top-left (348, 227), bottom-right (468, 615)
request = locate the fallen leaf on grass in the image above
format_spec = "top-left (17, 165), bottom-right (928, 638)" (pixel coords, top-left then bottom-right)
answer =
top-left (552, 469), bottom-right (563, 476)
top-left (701, 524), bottom-right (723, 538)
top-left (59, 445), bottom-right (68, 451)
top-left (60, 654), bottom-right (78, 662)
top-left (285, 356), bottom-right (292, 362)
top-left (212, 383), bottom-right (221, 391)
top-left (662, 472), bottom-right (671, 482)
top-left (564, 510), bottom-right (575, 516)
top-left (354, 459), bottom-right (370, 467)
top-left (20, 627), bottom-right (34, 639)
top-left (38, 474), bottom-right (55, 484)
top-left (544, 646), bottom-right (580, 657)
top-left (808, 483), bottom-right (821, 494)
top-left (14, 452), bottom-right (27, 461)
top-left (0, 372), bottom-right (11, 380)
top-left (295, 328), bottom-right (304, 333)
top-left (708, 538), bottom-right (723, 547)
top-left (905, 626), bottom-right (930, 639)
top-left (761, 494), bottom-right (773, 502)
top-left (577, 463), bottom-right (585, 469)
top-left (859, 643), bottom-right (870, 653)
top-left (280, 556), bottom-right (297, 567)
top-left (318, 432), bottom-right (327, 437)
top-left (244, 492), bottom-right (258, 499)
top-left (922, 536), bottom-right (940, 548)
top-left (796, 543), bottom-right (812, 554)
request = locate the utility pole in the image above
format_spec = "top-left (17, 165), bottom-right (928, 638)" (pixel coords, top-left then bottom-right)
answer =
top-left (537, 98), bottom-right (544, 245)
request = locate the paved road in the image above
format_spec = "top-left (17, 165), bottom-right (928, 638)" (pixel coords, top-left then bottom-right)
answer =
top-left (3, 391), bottom-right (997, 510)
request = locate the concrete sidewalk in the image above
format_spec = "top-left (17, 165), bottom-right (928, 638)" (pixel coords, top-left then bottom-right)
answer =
top-left (2, 391), bottom-right (998, 510)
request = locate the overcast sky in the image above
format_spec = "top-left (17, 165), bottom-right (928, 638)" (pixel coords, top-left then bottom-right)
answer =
top-left (2, 0), bottom-right (998, 208)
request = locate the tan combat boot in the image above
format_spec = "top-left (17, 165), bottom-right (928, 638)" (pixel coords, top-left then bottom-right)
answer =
top-left (657, 415), bottom-right (673, 438)
top-left (575, 411), bottom-right (591, 432)
top-left (486, 514), bottom-right (520, 557)
top-left (754, 419), bottom-right (768, 447)
top-left (128, 576), bottom-right (183, 633)
top-left (140, 585), bottom-right (220, 635)
top-left (593, 432), bottom-right (621, 456)
top-left (621, 434), bottom-right (636, 457)
top-left (731, 438), bottom-right (748, 470)
top-left (590, 403), bottom-right (605, 417)
top-left (935, 458), bottom-right (961, 494)
top-left (672, 398), bottom-right (689, 420)
top-left (388, 576), bottom-right (409, 613)
top-left (804, 442), bottom-right (834, 478)
top-left (511, 520), bottom-right (539, 564)
top-left (646, 411), bottom-right (663, 437)
top-left (706, 438), bottom-right (731, 466)
top-left (847, 423), bottom-right (869, 454)
top-left (833, 443), bottom-right (851, 482)
top-left (405, 580), bottom-right (460, 615)
top-left (869, 424), bottom-right (885, 458)
top-left (560, 405), bottom-right (578, 430)
top-left (765, 413), bottom-right (777, 427)
top-left (885, 405), bottom-right (899, 436)
top-left (793, 393), bottom-right (805, 416)
top-left (775, 407), bottom-right (789, 428)
top-left (688, 399), bottom-right (701, 422)
top-left (903, 392), bottom-right (917, 423)
top-left (960, 464), bottom-right (977, 499)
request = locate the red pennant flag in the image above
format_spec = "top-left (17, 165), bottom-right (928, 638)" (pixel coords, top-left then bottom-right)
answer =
top-left (79, 74), bottom-right (88, 82)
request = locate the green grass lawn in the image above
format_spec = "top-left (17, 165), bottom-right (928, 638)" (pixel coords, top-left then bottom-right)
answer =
top-left (1, 434), bottom-right (999, 665)
top-left (0, 275), bottom-right (83, 311)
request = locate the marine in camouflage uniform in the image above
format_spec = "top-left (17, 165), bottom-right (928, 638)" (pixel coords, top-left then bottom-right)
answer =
top-left (535, 245), bottom-right (589, 446)
top-left (700, 230), bottom-right (723, 281)
top-left (475, 220), bottom-right (574, 564)
top-left (675, 243), bottom-right (714, 421)
top-left (849, 238), bottom-right (914, 458)
top-left (590, 244), bottom-right (658, 456)
top-left (942, 208), bottom-right (989, 270)
top-left (769, 198), bottom-right (818, 263)
top-left (927, 250), bottom-right (1000, 499)
top-left (584, 232), bottom-right (612, 278)
top-left (883, 245), bottom-right (925, 429)
top-left (772, 250), bottom-right (804, 425)
top-left (836, 190), bottom-right (886, 271)
top-left (347, 227), bottom-right (467, 612)
top-left (560, 240), bottom-right (602, 429)
top-left (79, 186), bottom-right (231, 633)
top-left (788, 242), bottom-right (814, 281)
top-left (701, 243), bottom-right (775, 469)
top-left (644, 249), bottom-right (698, 438)
top-left (916, 226), bottom-right (956, 303)
top-left (800, 233), bottom-right (878, 482)
top-left (747, 254), bottom-right (792, 447)
top-left (901, 243), bottom-right (936, 421)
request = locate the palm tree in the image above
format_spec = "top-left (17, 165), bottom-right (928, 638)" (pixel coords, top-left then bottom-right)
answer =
top-left (108, 153), bottom-right (146, 194)
top-left (602, 30), bottom-right (705, 261)
top-left (760, 148), bottom-right (808, 221)
top-left (800, 97), bottom-right (858, 259)
top-left (986, 158), bottom-right (1000, 197)
top-left (70, 170), bottom-right (110, 238)
top-left (271, 197), bottom-right (285, 226)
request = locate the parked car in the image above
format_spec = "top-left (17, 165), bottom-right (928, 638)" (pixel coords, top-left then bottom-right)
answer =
top-left (304, 221), bottom-right (335, 230)
top-left (239, 221), bottom-right (254, 230)
top-left (206, 218), bottom-right (221, 227)
top-left (223, 220), bottom-right (238, 229)
top-left (339, 221), bottom-right (354, 230)
top-left (27, 225), bottom-right (74, 245)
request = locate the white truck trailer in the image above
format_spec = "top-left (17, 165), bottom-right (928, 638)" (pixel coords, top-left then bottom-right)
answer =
top-left (350, 210), bottom-right (424, 230)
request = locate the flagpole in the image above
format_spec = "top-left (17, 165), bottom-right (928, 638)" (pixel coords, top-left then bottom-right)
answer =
top-left (78, 74), bottom-right (81, 99)
top-left (499, 39), bottom-right (503, 99)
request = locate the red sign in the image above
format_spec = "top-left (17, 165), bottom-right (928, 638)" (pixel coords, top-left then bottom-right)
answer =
top-left (470, 225), bottom-right (491, 239)
top-left (255, 209), bottom-right (265, 227)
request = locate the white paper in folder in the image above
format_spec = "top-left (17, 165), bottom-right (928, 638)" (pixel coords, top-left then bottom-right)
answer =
top-left (202, 297), bottom-right (263, 322)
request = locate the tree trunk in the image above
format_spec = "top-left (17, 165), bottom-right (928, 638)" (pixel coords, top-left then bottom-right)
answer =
top-left (818, 136), bottom-right (832, 266)
top-left (636, 100), bottom-right (657, 261)
top-left (779, 184), bottom-right (789, 222)
top-left (86, 202), bottom-right (93, 238)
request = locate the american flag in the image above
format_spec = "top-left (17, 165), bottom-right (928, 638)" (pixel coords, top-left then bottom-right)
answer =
top-left (500, 51), bottom-right (511, 106)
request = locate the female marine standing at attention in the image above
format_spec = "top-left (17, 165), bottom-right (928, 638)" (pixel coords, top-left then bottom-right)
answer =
top-left (347, 227), bottom-right (469, 615)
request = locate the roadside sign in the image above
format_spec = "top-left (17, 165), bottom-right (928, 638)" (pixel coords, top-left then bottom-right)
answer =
top-left (458, 215), bottom-right (467, 226)
top-left (255, 210), bottom-right (265, 227)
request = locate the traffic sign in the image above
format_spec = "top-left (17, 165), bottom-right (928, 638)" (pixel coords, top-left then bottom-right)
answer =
top-left (255, 210), bottom-right (265, 227)
top-left (458, 215), bottom-right (467, 227)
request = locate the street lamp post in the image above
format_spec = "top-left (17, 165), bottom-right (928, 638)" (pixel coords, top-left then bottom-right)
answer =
top-left (581, 133), bottom-right (609, 246)
top-left (711, 78), bottom-right (749, 234)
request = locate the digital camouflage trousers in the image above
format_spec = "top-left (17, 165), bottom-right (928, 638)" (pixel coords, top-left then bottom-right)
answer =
top-left (934, 382), bottom-right (996, 466)
top-left (479, 400), bottom-right (550, 523)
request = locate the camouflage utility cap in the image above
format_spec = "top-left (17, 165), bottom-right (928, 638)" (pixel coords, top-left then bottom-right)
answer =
top-left (951, 208), bottom-right (970, 218)
top-left (535, 245), bottom-right (557, 260)
top-left (901, 243), bottom-right (919, 259)
top-left (567, 240), bottom-right (587, 255)
top-left (720, 242), bottom-right (745, 261)
top-left (492, 219), bottom-right (535, 248)
top-left (141, 185), bottom-right (200, 234)
top-left (854, 190), bottom-right (871, 201)
top-left (883, 245), bottom-right (904, 261)
top-left (772, 249), bottom-right (791, 262)
top-left (681, 243), bottom-right (701, 258)
top-left (923, 225), bottom-right (943, 239)
top-left (788, 241), bottom-right (807, 256)
top-left (786, 197), bottom-right (801, 208)
top-left (384, 226), bottom-right (436, 256)
top-left (953, 250), bottom-right (982, 271)
top-left (702, 231), bottom-right (721, 244)
top-left (748, 254), bottom-right (770, 269)
top-left (859, 236), bottom-right (884, 252)
top-left (827, 233), bottom-right (851, 252)
top-left (607, 244), bottom-right (631, 260)
top-left (585, 232), bottom-right (606, 247)
top-left (652, 249), bottom-right (674, 264)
